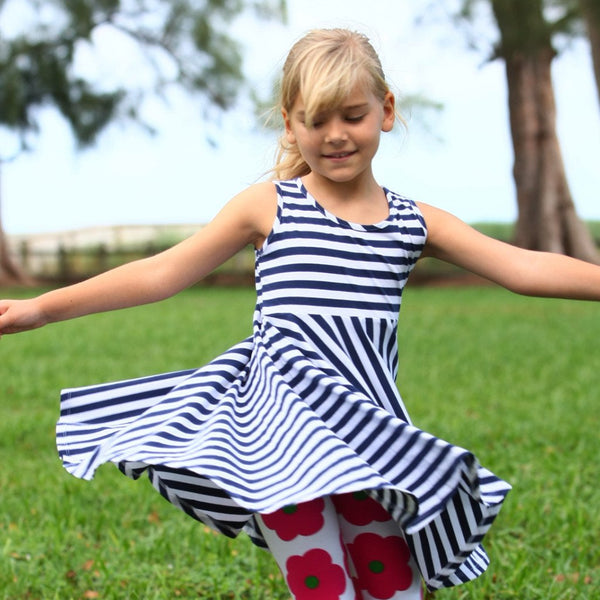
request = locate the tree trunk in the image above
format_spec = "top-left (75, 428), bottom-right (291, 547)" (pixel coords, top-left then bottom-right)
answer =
top-left (580, 0), bottom-right (600, 108)
top-left (493, 0), bottom-right (600, 263)
top-left (0, 163), bottom-right (32, 285)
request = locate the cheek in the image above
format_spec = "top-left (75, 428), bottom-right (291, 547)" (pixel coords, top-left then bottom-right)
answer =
top-left (292, 131), bottom-right (318, 154)
top-left (362, 124), bottom-right (384, 146)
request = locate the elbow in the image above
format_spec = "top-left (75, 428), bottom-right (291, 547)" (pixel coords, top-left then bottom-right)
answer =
top-left (498, 259), bottom-right (558, 298)
top-left (483, 249), bottom-right (553, 297)
top-left (503, 275), bottom-right (534, 297)
top-left (128, 255), bottom-right (180, 304)
top-left (141, 253), bottom-right (197, 301)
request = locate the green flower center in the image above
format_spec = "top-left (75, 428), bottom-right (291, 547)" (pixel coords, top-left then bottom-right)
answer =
top-left (305, 575), bottom-right (320, 589)
top-left (282, 504), bottom-right (298, 515)
top-left (352, 491), bottom-right (368, 501)
top-left (369, 560), bottom-right (385, 574)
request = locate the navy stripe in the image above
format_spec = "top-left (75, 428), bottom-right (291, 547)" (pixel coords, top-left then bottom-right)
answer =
top-left (270, 225), bottom-right (426, 248)
top-left (263, 295), bottom-right (400, 312)
top-left (262, 244), bottom-right (419, 267)
top-left (261, 261), bottom-right (410, 282)
top-left (263, 278), bottom-right (403, 299)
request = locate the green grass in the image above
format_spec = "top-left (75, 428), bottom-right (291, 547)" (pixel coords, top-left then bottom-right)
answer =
top-left (1, 285), bottom-right (598, 599)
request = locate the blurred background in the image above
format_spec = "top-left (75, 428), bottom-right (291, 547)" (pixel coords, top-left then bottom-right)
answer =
top-left (1, 0), bottom-right (599, 284)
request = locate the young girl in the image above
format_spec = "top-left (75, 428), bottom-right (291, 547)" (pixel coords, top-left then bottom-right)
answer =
top-left (1, 28), bottom-right (599, 600)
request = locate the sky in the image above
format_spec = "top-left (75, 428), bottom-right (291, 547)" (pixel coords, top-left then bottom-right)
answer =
top-left (1, 0), bottom-right (599, 235)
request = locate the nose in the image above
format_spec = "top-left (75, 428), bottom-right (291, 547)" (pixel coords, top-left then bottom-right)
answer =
top-left (324, 117), bottom-right (348, 144)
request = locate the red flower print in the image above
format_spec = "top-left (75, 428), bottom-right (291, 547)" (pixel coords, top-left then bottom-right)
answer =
top-left (286, 548), bottom-right (347, 600)
top-left (333, 491), bottom-right (391, 526)
top-left (347, 533), bottom-right (413, 599)
top-left (260, 498), bottom-right (325, 541)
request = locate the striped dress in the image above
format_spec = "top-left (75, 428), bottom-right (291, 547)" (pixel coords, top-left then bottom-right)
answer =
top-left (57, 178), bottom-right (511, 591)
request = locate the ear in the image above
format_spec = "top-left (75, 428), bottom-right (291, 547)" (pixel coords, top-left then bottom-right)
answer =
top-left (282, 107), bottom-right (296, 144)
top-left (381, 92), bottom-right (396, 133)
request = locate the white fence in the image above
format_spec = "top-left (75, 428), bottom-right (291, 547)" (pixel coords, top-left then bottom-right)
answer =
top-left (7, 224), bottom-right (255, 284)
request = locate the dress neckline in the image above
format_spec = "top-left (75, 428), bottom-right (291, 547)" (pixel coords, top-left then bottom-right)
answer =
top-left (297, 179), bottom-right (392, 231)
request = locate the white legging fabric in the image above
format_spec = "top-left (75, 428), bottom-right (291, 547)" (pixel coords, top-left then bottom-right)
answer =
top-left (257, 493), bottom-right (423, 600)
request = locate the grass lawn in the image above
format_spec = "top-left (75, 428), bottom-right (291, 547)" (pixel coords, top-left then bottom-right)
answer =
top-left (0, 284), bottom-right (598, 599)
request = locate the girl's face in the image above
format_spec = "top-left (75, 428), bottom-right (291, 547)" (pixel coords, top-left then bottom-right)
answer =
top-left (282, 83), bottom-right (395, 187)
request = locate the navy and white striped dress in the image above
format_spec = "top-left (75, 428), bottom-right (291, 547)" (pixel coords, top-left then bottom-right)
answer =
top-left (57, 178), bottom-right (510, 591)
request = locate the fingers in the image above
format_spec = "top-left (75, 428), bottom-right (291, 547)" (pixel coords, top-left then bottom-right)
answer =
top-left (0, 301), bottom-right (9, 334)
top-left (0, 298), bottom-right (47, 336)
top-left (0, 304), bottom-right (12, 336)
top-left (0, 300), bottom-right (27, 335)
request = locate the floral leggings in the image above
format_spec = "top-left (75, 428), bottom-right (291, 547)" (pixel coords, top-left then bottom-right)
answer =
top-left (257, 493), bottom-right (423, 600)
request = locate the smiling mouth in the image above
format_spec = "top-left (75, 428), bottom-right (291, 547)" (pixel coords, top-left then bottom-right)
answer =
top-left (324, 150), bottom-right (356, 159)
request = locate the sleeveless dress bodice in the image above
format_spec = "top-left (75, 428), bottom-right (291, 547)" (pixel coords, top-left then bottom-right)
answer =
top-left (57, 178), bottom-right (510, 591)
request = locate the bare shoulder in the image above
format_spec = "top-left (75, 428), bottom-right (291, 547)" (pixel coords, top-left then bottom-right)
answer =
top-left (232, 180), bottom-right (277, 204)
top-left (415, 200), bottom-right (530, 289)
top-left (219, 181), bottom-right (278, 248)
top-left (415, 201), bottom-right (453, 226)
top-left (415, 201), bottom-right (465, 255)
top-left (415, 200), bottom-right (505, 262)
top-left (234, 181), bottom-right (277, 211)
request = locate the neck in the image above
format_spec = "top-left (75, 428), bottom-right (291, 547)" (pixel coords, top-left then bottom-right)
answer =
top-left (301, 172), bottom-right (389, 225)
top-left (302, 170), bottom-right (379, 202)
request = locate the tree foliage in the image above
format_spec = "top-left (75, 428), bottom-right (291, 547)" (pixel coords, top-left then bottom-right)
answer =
top-left (0, 0), bottom-right (285, 284)
top-left (0, 0), bottom-right (286, 151)
top-left (579, 0), bottom-right (600, 106)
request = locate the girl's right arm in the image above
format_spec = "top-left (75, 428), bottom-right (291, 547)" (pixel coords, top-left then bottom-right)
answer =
top-left (0, 182), bottom-right (277, 336)
top-left (418, 201), bottom-right (600, 300)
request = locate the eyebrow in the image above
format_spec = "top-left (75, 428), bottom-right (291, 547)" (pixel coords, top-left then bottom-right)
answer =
top-left (342, 103), bottom-right (370, 111)
top-left (297, 103), bottom-right (370, 118)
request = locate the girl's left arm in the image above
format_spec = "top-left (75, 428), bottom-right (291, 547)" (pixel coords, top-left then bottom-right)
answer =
top-left (417, 202), bottom-right (600, 301)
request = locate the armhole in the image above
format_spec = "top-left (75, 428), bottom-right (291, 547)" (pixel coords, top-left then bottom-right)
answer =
top-left (411, 200), bottom-right (428, 240)
top-left (256, 182), bottom-right (283, 254)
top-left (389, 193), bottom-right (429, 253)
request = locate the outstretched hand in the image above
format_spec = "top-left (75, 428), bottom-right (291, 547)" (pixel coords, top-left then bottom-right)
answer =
top-left (0, 298), bottom-right (47, 337)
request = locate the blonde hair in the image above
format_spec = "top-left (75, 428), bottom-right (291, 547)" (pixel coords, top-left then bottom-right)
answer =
top-left (272, 28), bottom-right (392, 181)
